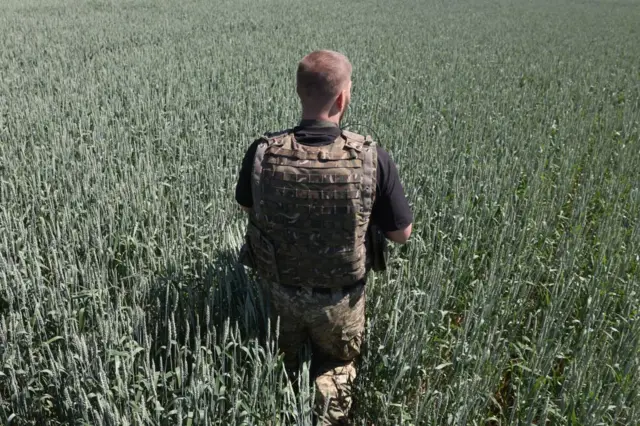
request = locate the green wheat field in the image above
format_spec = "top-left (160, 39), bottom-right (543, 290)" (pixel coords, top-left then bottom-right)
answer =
top-left (1, 0), bottom-right (639, 424)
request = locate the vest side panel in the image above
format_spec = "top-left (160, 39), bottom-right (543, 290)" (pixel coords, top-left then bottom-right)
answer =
top-left (251, 140), bottom-right (269, 219)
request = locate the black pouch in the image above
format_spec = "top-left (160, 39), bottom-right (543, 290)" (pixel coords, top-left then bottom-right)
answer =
top-left (367, 223), bottom-right (387, 272)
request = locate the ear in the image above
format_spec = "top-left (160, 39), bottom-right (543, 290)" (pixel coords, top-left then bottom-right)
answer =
top-left (336, 90), bottom-right (346, 110)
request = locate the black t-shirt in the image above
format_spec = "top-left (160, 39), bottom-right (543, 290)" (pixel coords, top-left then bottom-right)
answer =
top-left (235, 120), bottom-right (413, 233)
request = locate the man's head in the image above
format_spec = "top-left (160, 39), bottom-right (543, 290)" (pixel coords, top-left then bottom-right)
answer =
top-left (296, 50), bottom-right (352, 123)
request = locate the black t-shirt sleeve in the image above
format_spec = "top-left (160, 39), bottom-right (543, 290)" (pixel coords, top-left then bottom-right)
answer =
top-left (371, 146), bottom-right (413, 232)
top-left (235, 139), bottom-right (260, 208)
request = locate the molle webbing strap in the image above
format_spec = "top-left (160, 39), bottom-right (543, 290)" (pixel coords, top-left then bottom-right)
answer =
top-left (273, 187), bottom-right (361, 200)
top-left (264, 170), bottom-right (363, 184)
top-left (264, 222), bottom-right (362, 243)
top-left (274, 239), bottom-right (364, 260)
top-left (267, 215), bottom-right (356, 230)
top-left (264, 156), bottom-right (362, 169)
top-left (268, 147), bottom-right (358, 161)
top-left (263, 199), bottom-right (357, 215)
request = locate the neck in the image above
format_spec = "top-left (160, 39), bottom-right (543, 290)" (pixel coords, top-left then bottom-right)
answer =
top-left (301, 110), bottom-right (340, 125)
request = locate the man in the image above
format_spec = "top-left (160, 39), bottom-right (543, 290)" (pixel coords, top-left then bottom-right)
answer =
top-left (235, 50), bottom-right (412, 425)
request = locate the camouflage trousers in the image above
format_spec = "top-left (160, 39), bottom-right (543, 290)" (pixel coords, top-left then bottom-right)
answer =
top-left (263, 280), bottom-right (366, 425)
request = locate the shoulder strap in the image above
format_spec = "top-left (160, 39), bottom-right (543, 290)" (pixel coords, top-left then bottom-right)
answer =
top-left (361, 141), bottom-right (378, 209)
top-left (251, 140), bottom-right (268, 218)
top-left (341, 129), bottom-right (365, 142)
top-left (342, 129), bottom-right (378, 210)
top-left (341, 129), bottom-right (375, 151)
top-left (262, 130), bottom-right (291, 146)
top-left (251, 130), bottom-right (293, 218)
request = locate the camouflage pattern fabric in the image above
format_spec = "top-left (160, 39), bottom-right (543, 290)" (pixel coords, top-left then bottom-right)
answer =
top-left (245, 130), bottom-right (378, 289)
top-left (263, 279), bottom-right (365, 425)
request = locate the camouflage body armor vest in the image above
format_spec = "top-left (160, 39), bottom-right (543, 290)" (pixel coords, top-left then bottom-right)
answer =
top-left (244, 130), bottom-right (377, 289)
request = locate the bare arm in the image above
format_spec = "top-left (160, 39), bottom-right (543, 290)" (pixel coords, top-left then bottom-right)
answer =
top-left (385, 223), bottom-right (412, 244)
top-left (372, 146), bottom-right (413, 245)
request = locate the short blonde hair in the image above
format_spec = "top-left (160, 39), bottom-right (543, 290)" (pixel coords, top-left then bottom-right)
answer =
top-left (296, 50), bottom-right (352, 107)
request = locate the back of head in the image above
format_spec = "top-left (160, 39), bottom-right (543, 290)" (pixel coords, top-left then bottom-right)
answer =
top-left (296, 50), bottom-right (352, 111)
